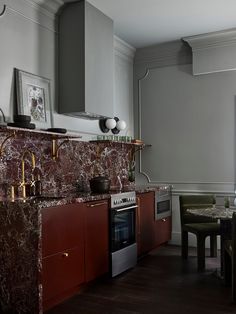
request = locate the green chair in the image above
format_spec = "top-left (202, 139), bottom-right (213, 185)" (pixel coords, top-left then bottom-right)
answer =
top-left (179, 195), bottom-right (221, 271)
top-left (223, 212), bottom-right (236, 302)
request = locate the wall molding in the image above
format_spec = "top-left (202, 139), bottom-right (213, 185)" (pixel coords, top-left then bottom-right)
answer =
top-left (183, 28), bottom-right (236, 75)
top-left (183, 28), bottom-right (236, 51)
top-left (134, 40), bottom-right (192, 67)
top-left (0, 0), bottom-right (60, 31)
top-left (136, 60), bottom-right (235, 190)
top-left (2, 2), bottom-right (57, 33)
top-left (23, 0), bottom-right (63, 15)
top-left (172, 189), bottom-right (235, 196)
top-left (0, 3), bottom-right (6, 16)
top-left (114, 35), bottom-right (136, 63)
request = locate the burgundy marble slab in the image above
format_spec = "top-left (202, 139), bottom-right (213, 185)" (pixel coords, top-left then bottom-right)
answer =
top-left (0, 128), bottom-right (137, 313)
top-left (0, 128), bottom-right (135, 199)
top-left (0, 202), bottom-right (42, 314)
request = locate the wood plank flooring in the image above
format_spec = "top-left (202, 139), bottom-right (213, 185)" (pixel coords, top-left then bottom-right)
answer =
top-left (46, 245), bottom-right (236, 314)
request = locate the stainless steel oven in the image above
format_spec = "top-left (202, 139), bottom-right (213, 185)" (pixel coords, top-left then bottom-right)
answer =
top-left (155, 186), bottom-right (172, 220)
top-left (110, 191), bottom-right (137, 277)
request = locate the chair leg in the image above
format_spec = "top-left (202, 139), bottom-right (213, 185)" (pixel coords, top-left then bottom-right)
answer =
top-left (197, 236), bottom-right (205, 271)
top-left (223, 250), bottom-right (231, 287)
top-left (210, 235), bottom-right (217, 257)
top-left (181, 230), bottom-right (188, 259)
top-left (232, 254), bottom-right (236, 302)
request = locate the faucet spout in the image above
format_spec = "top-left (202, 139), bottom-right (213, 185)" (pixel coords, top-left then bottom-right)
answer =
top-left (117, 175), bottom-right (122, 191)
top-left (21, 150), bottom-right (36, 197)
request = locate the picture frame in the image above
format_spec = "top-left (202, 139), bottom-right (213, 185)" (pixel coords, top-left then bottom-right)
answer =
top-left (15, 69), bottom-right (53, 129)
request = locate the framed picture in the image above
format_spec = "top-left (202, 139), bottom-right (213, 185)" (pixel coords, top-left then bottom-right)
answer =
top-left (15, 69), bottom-right (53, 129)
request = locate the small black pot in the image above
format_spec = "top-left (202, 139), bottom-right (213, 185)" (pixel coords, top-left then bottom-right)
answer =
top-left (14, 115), bottom-right (31, 123)
top-left (89, 176), bottom-right (110, 194)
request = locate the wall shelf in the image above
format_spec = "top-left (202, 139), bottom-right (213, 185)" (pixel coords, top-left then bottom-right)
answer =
top-left (89, 140), bottom-right (151, 147)
top-left (89, 140), bottom-right (152, 159)
top-left (0, 126), bottom-right (83, 140)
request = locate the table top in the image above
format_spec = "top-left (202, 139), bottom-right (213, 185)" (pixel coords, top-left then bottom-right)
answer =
top-left (187, 206), bottom-right (236, 219)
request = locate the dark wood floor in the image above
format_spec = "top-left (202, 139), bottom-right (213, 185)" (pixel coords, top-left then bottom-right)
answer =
top-left (47, 245), bottom-right (236, 314)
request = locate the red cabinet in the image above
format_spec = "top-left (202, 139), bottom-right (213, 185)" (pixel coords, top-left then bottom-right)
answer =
top-left (137, 192), bottom-right (156, 256)
top-left (84, 200), bottom-right (109, 282)
top-left (42, 200), bottom-right (109, 311)
top-left (137, 191), bottom-right (172, 257)
top-left (154, 216), bottom-right (172, 247)
top-left (42, 203), bottom-right (84, 258)
top-left (42, 247), bottom-right (84, 303)
top-left (42, 203), bottom-right (85, 311)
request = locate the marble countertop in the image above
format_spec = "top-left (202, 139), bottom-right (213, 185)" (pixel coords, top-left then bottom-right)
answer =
top-left (187, 206), bottom-right (236, 219)
top-left (0, 185), bottom-right (161, 209)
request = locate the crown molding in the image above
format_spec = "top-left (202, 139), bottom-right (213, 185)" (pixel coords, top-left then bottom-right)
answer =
top-left (27, 0), bottom-right (64, 14)
top-left (183, 28), bottom-right (236, 75)
top-left (134, 40), bottom-right (192, 67)
top-left (114, 35), bottom-right (136, 63)
top-left (183, 28), bottom-right (236, 51)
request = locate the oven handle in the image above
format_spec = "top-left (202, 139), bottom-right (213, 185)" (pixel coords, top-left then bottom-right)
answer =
top-left (115, 205), bottom-right (138, 212)
top-left (87, 201), bottom-right (107, 207)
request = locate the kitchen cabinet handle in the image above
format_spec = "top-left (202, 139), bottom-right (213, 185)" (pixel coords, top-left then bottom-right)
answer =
top-left (62, 252), bottom-right (69, 257)
top-left (162, 218), bottom-right (167, 222)
top-left (116, 205), bottom-right (138, 212)
top-left (87, 201), bottom-right (107, 207)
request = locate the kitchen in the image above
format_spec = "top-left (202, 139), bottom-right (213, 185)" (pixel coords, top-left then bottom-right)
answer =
top-left (0, 0), bottom-right (236, 313)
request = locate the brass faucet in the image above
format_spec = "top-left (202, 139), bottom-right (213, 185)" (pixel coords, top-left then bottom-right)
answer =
top-left (52, 138), bottom-right (69, 160)
top-left (20, 149), bottom-right (36, 198)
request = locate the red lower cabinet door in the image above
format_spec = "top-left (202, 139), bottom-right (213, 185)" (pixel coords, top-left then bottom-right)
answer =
top-left (85, 201), bottom-right (109, 282)
top-left (138, 192), bottom-right (156, 255)
top-left (155, 217), bottom-right (172, 246)
top-left (42, 204), bottom-right (85, 258)
top-left (42, 246), bottom-right (84, 306)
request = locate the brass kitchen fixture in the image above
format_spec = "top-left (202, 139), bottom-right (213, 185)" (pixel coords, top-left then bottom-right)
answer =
top-left (0, 131), bottom-right (16, 156)
top-left (20, 149), bottom-right (36, 198)
top-left (52, 138), bottom-right (69, 160)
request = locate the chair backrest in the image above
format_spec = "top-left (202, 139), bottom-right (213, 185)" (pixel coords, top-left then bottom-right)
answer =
top-left (179, 195), bottom-right (214, 227)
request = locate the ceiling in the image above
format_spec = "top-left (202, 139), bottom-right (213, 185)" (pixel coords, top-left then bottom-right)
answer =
top-left (70, 0), bottom-right (236, 49)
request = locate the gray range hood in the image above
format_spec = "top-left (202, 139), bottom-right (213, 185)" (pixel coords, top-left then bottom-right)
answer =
top-left (58, 0), bottom-right (114, 119)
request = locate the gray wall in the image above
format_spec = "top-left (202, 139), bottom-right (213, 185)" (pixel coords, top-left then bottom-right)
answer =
top-left (0, 0), bottom-right (135, 139)
top-left (134, 40), bottom-right (236, 246)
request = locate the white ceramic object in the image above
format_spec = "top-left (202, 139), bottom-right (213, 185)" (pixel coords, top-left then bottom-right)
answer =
top-left (105, 118), bottom-right (116, 130)
top-left (116, 120), bottom-right (126, 131)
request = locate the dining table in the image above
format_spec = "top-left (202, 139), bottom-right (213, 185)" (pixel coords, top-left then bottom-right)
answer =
top-left (187, 206), bottom-right (236, 277)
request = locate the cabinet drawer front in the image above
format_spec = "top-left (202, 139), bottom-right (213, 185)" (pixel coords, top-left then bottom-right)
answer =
top-left (85, 201), bottom-right (109, 282)
top-left (42, 246), bottom-right (84, 303)
top-left (155, 216), bottom-right (172, 246)
top-left (42, 204), bottom-right (84, 257)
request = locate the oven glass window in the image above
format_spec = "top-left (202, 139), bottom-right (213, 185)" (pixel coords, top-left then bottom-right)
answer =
top-left (157, 200), bottom-right (170, 214)
top-left (111, 209), bottom-right (136, 252)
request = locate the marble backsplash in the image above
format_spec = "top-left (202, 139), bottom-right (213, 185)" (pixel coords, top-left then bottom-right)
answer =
top-left (0, 128), bottom-right (135, 197)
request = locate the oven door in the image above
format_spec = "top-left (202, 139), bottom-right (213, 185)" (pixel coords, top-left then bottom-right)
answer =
top-left (155, 195), bottom-right (171, 220)
top-left (111, 205), bottom-right (137, 252)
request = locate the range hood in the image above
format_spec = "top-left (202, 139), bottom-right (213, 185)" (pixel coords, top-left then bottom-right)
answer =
top-left (58, 0), bottom-right (114, 119)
